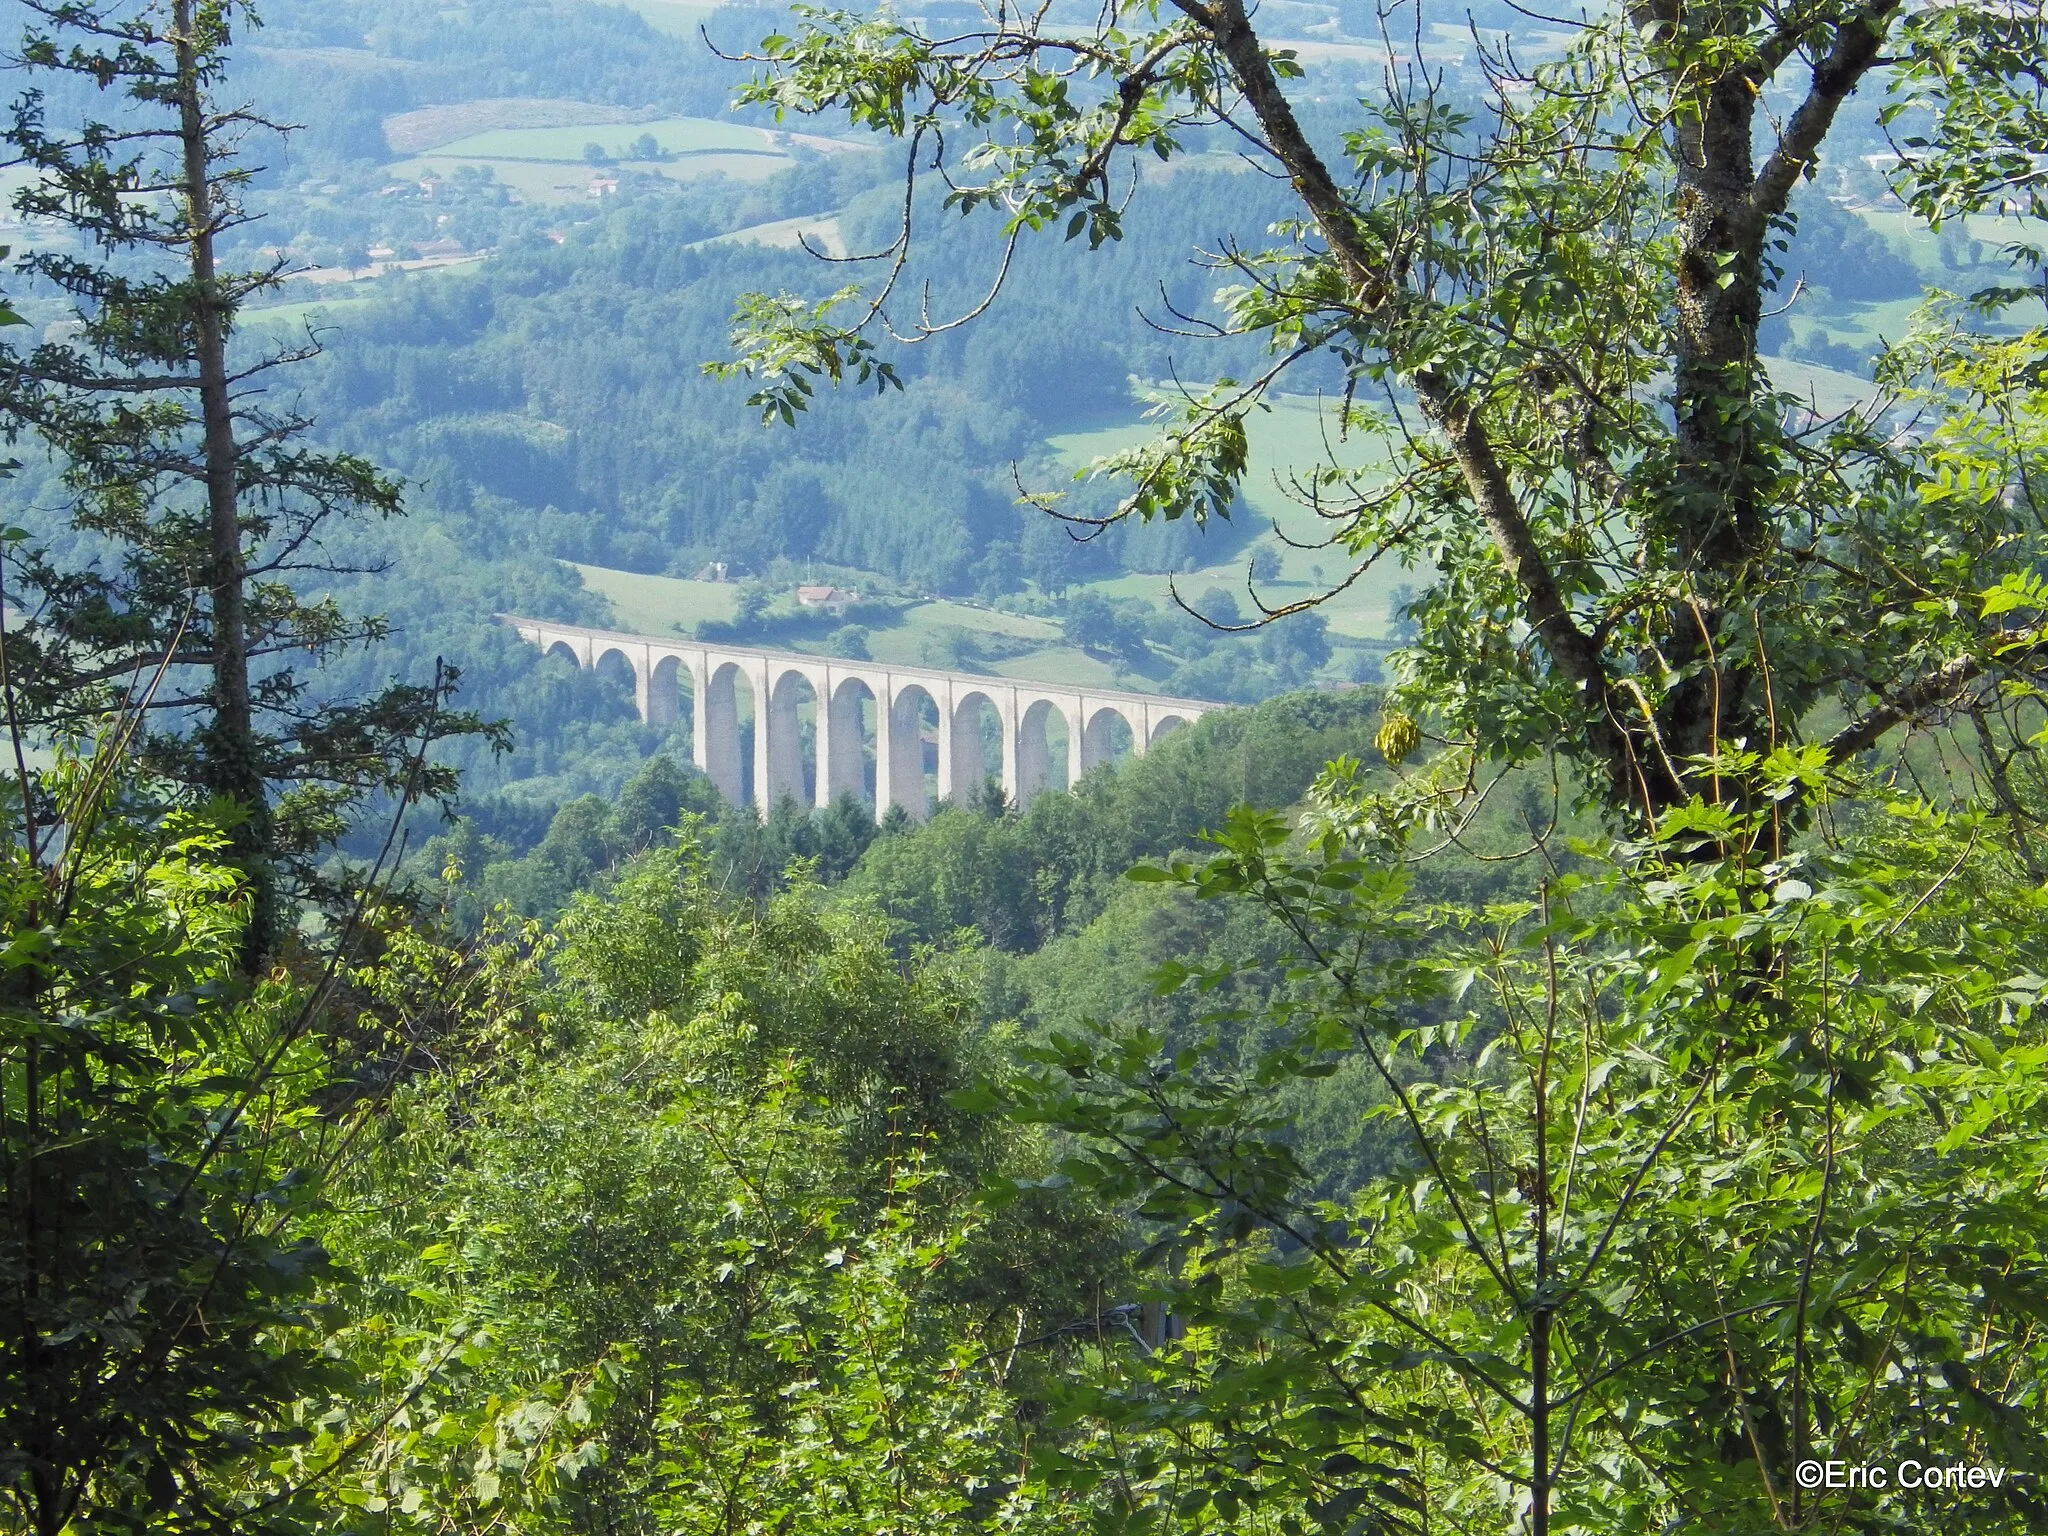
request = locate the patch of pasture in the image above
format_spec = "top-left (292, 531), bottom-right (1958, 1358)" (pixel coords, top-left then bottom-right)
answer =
top-left (1761, 352), bottom-right (1883, 419)
top-left (239, 296), bottom-right (373, 331)
top-left (559, 567), bottom-right (1119, 690)
top-left (382, 99), bottom-right (658, 156)
top-left (432, 116), bottom-right (777, 162)
top-left (1049, 392), bottom-right (1421, 641)
top-left (692, 212), bottom-right (848, 258)
top-left (986, 646), bottom-right (1123, 689)
top-left (569, 563), bottom-right (740, 633)
top-left (388, 152), bottom-right (788, 204)
top-left (906, 601), bottom-right (1062, 643)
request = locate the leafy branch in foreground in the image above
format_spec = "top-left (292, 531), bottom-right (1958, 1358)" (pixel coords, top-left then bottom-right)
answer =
top-left (989, 770), bottom-right (2048, 1533)
top-left (0, 741), bottom-right (350, 1536)
top-left (705, 287), bottom-right (903, 426)
top-left (717, 0), bottom-right (2048, 836)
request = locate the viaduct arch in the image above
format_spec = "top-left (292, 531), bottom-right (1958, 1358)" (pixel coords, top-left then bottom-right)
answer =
top-left (504, 615), bottom-right (1212, 819)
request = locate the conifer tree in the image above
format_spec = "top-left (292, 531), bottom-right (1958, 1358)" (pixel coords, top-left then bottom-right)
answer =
top-left (0, 0), bottom-right (499, 965)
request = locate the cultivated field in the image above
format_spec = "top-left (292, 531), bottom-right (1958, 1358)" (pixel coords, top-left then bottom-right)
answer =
top-left (564, 566), bottom-right (1124, 690)
top-left (382, 99), bottom-right (661, 156)
top-left (1050, 393), bottom-right (1415, 642)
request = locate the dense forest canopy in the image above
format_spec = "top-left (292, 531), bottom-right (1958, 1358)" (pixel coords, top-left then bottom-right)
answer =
top-left (0, 0), bottom-right (2046, 1534)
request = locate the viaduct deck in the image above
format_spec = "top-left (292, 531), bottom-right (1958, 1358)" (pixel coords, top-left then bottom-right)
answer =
top-left (503, 615), bottom-right (1217, 817)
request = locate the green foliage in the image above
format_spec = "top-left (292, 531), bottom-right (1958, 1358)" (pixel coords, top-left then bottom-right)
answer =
top-left (706, 286), bottom-right (904, 427)
top-left (423, 752), bottom-right (883, 924)
top-left (1063, 591), bottom-right (1152, 664)
top-left (1002, 874), bottom-right (1410, 1201)
top-left (0, 0), bottom-right (500, 955)
top-left (993, 778), bottom-right (2048, 1532)
top-left (840, 689), bottom-right (1389, 950)
top-left (4, 19), bottom-right (2046, 1536)
top-left (301, 840), bottom-right (1118, 1533)
top-left (0, 749), bottom-right (342, 1536)
top-left (1072, 383), bottom-right (1252, 530)
top-left (1887, 3), bottom-right (2048, 230)
top-left (720, 0), bottom-right (2048, 830)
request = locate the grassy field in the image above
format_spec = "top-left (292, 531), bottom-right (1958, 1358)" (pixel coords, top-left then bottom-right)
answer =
top-left (388, 117), bottom-right (816, 205)
top-left (857, 601), bottom-right (1113, 682)
top-left (692, 212), bottom-right (848, 258)
top-left (571, 563), bottom-right (739, 632)
top-left (381, 105), bottom-right (870, 205)
top-left (241, 258), bottom-right (487, 327)
top-left (390, 152), bottom-right (788, 204)
top-left (1050, 393), bottom-right (1420, 641)
top-left (435, 116), bottom-right (775, 161)
top-left (990, 646), bottom-right (1121, 688)
top-left (1803, 294), bottom-right (1925, 354)
top-left (1856, 207), bottom-right (2029, 262)
top-left (240, 296), bottom-right (374, 331)
top-left (382, 100), bottom-right (658, 156)
top-left (897, 600), bottom-right (1062, 644)
top-left (1761, 352), bottom-right (1882, 417)
top-left (564, 565), bottom-right (1126, 688)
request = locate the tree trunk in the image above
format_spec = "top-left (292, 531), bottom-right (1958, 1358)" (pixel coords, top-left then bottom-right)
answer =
top-left (1651, 5), bottom-right (1900, 808)
top-left (1192, 0), bottom-right (1908, 824)
top-left (173, 0), bottom-right (274, 967)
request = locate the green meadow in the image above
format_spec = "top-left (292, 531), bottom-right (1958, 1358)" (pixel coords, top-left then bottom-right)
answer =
top-left (568, 563), bottom-right (739, 633)
top-left (1050, 393), bottom-right (1416, 641)
top-left (433, 116), bottom-right (777, 162)
top-left (566, 565), bottom-right (1122, 689)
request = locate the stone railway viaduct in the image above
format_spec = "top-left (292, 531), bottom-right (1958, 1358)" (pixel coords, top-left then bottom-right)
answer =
top-left (505, 616), bottom-right (1216, 818)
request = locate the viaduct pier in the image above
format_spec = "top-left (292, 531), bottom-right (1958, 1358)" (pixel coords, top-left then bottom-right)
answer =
top-left (503, 616), bottom-right (1217, 819)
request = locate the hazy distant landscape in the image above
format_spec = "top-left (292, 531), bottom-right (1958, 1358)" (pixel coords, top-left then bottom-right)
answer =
top-left (4, 2), bottom-right (2046, 1530)
top-left (0, 0), bottom-right (1994, 856)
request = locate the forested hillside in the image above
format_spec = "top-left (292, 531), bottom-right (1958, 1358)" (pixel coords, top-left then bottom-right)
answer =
top-left (3, 1), bottom-right (2048, 1534)
top-left (0, 0), bottom-right (1397, 843)
top-left (1, 0), bottom-right (1988, 853)
top-left (0, 0), bottom-right (1956, 877)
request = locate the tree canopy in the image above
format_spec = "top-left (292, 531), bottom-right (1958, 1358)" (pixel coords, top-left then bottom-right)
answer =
top-left (723, 0), bottom-right (2048, 831)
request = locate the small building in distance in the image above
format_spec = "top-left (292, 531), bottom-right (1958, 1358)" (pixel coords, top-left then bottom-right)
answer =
top-left (692, 561), bottom-right (730, 582)
top-left (795, 584), bottom-right (858, 613)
